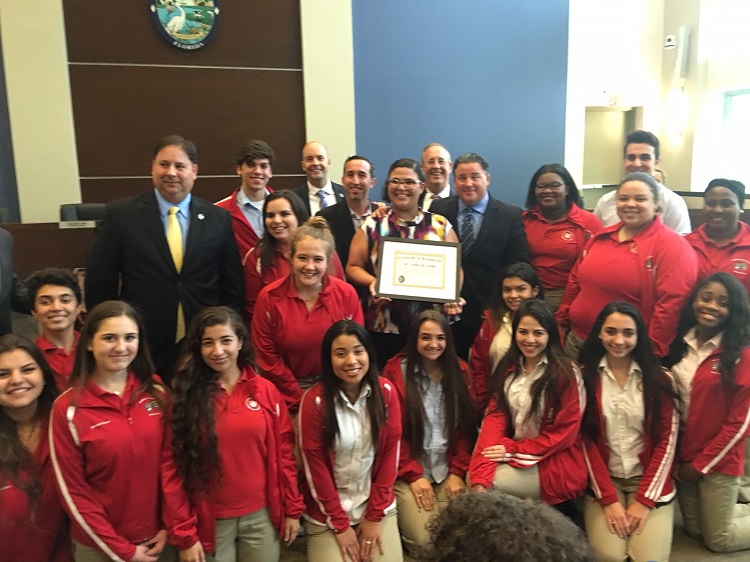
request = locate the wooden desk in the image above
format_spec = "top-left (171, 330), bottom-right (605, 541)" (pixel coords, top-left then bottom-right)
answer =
top-left (3, 222), bottom-right (95, 277)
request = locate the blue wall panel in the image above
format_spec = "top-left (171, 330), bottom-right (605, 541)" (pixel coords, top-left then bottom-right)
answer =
top-left (352, 0), bottom-right (569, 207)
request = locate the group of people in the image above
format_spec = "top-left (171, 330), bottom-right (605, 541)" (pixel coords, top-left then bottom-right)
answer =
top-left (0, 129), bottom-right (749, 562)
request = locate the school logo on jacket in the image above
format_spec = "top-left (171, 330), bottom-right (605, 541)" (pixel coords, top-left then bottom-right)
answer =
top-left (150, 0), bottom-right (220, 51)
top-left (561, 230), bottom-right (573, 241)
top-left (733, 259), bottom-right (749, 275)
top-left (144, 399), bottom-right (161, 413)
top-left (245, 398), bottom-right (260, 411)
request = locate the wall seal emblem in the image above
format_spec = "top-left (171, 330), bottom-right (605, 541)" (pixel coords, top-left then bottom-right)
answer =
top-left (150, 0), bottom-right (220, 51)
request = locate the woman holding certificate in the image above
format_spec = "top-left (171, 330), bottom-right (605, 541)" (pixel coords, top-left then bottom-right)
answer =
top-left (347, 158), bottom-right (461, 367)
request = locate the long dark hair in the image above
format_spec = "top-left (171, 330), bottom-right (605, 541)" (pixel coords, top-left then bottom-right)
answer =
top-left (524, 163), bottom-right (580, 209)
top-left (663, 273), bottom-right (750, 386)
top-left (487, 263), bottom-right (542, 328)
top-left (403, 311), bottom-right (478, 458)
top-left (171, 307), bottom-right (253, 494)
top-left (320, 321), bottom-right (385, 449)
top-left (578, 302), bottom-right (676, 442)
top-left (257, 190), bottom-right (309, 273)
top-left (489, 299), bottom-right (575, 422)
top-left (70, 301), bottom-right (160, 404)
top-left (0, 335), bottom-right (60, 505)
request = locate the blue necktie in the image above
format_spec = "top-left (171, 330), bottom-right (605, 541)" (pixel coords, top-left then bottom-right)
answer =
top-left (461, 210), bottom-right (475, 255)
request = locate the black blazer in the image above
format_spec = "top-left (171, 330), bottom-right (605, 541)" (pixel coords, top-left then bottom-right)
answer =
top-left (292, 182), bottom-right (346, 215)
top-left (85, 191), bottom-right (244, 370)
top-left (430, 195), bottom-right (529, 353)
top-left (0, 228), bottom-right (28, 336)
top-left (317, 200), bottom-right (378, 269)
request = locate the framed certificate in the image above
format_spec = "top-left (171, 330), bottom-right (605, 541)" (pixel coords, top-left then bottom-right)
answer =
top-left (374, 237), bottom-right (461, 303)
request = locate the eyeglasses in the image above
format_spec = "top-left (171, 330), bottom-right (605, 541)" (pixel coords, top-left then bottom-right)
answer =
top-left (388, 178), bottom-right (420, 186)
top-left (535, 182), bottom-right (565, 190)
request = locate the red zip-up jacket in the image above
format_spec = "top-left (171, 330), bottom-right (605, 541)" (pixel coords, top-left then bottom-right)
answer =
top-left (1, 414), bottom-right (72, 562)
top-left (163, 367), bottom-right (304, 554)
top-left (49, 374), bottom-right (172, 562)
top-left (678, 347), bottom-right (750, 476)
top-left (215, 187), bottom-right (272, 260)
top-left (298, 378), bottom-right (401, 533)
top-left (583, 376), bottom-right (678, 508)
top-left (381, 353), bottom-right (475, 483)
top-left (686, 222), bottom-right (750, 294)
top-left (468, 311), bottom-right (506, 411)
top-left (468, 366), bottom-right (587, 505)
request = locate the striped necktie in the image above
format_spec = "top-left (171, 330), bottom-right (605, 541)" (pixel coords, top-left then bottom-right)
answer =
top-left (317, 189), bottom-right (330, 209)
top-left (461, 210), bottom-right (475, 255)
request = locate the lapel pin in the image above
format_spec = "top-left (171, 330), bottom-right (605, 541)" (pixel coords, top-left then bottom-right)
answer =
top-left (197, 213), bottom-right (205, 220)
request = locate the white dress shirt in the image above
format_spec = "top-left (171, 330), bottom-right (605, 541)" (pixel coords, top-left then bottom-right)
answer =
top-left (593, 182), bottom-right (691, 234)
top-left (671, 328), bottom-right (722, 422)
top-left (422, 185), bottom-right (451, 212)
top-left (307, 180), bottom-right (336, 215)
top-left (505, 356), bottom-right (548, 440)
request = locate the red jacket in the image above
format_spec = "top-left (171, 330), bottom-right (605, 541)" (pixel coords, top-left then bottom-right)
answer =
top-left (583, 377), bottom-right (678, 508)
top-left (298, 379), bottom-right (401, 533)
top-left (522, 204), bottom-right (602, 288)
top-left (686, 222), bottom-right (750, 294)
top-left (558, 217), bottom-right (698, 356)
top-left (49, 374), bottom-right (172, 562)
top-left (381, 353), bottom-right (474, 483)
top-left (468, 311), bottom-right (506, 411)
top-left (678, 347), bottom-right (750, 476)
top-left (252, 275), bottom-right (364, 411)
top-left (468, 366), bottom-right (587, 505)
top-left (163, 368), bottom-right (304, 554)
top-left (215, 188), bottom-right (270, 259)
top-left (36, 332), bottom-right (79, 392)
top-left (1, 414), bottom-right (72, 562)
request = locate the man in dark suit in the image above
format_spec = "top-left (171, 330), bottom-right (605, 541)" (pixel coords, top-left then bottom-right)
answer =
top-left (430, 153), bottom-right (529, 358)
top-left (292, 141), bottom-right (345, 215)
top-left (85, 135), bottom-right (244, 378)
top-left (0, 227), bottom-right (28, 336)
top-left (420, 142), bottom-right (455, 211)
top-left (317, 155), bottom-right (379, 270)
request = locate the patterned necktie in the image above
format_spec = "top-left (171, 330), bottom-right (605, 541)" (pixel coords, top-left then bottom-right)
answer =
top-left (461, 210), bottom-right (475, 255)
top-left (317, 189), bottom-right (329, 209)
top-left (167, 207), bottom-right (185, 341)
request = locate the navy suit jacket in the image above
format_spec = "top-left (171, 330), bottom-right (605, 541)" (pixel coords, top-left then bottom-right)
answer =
top-left (316, 200), bottom-right (378, 269)
top-left (292, 181), bottom-right (346, 215)
top-left (85, 191), bottom-right (244, 371)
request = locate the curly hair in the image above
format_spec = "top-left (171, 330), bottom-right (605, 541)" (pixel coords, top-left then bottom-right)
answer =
top-left (0, 335), bottom-right (60, 507)
top-left (170, 307), bottom-right (253, 494)
top-left (417, 491), bottom-right (596, 561)
top-left (25, 267), bottom-right (82, 306)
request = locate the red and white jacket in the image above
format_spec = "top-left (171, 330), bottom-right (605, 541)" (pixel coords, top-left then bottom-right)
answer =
top-left (686, 222), bottom-right (750, 294)
top-left (1, 414), bottom-right (72, 562)
top-left (583, 377), bottom-right (678, 508)
top-left (298, 379), bottom-right (401, 533)
top-left (468, 311), bottom-right (506, 411)
top-left (468, 366), bottom-right (587, 505)
top-left (163, 367), bottom-right (304, 554)
top-left (381, 353), bottom-right (474, 483)
top-left (678, 347), bottom-right (750, 476)
top-left (216, 187), bottom-right (272, 260)
top-left (49, 374), bottom-right (175, 562)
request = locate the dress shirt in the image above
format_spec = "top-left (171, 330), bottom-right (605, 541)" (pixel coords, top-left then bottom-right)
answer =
top-left (333, 383), bottom-right (375, 524)
top-left (599, 357), bottom-right (645, 479)
top-left (417, 372), bottom-right (449, 483)
top-left (457, 192), bottom-right (489, 241)
top-left (505, 356), bottom-right (547, 440)
top-left (594, 183), bottom-right (691, 234)
top-left (236, 188), bottom-right (267, 238)
top-left (349, 204), bottom-right (372, 231)
top-left (422, 185), bottom-right (451, 212)
top-left (671, 328), bottom-right (723, 422)
top-left (307, 181), bottom-right (336, 215)
top-left (154, 189), bottom-right (190, 251)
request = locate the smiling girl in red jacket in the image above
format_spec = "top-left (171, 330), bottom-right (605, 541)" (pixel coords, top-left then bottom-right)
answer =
top-left (0, 334), bottom-right (71, 562)
top-left (299, 320), bottom-right (403, 562)
top-left (579, 301), bottom-right (678, 562)
top-left (664, 273), bottom-right (750, 553)
top-left (166, 306), bottom-right (303, 561)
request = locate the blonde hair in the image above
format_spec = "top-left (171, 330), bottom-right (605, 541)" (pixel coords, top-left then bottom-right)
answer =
top-left (291, 216), bottom-right (335, 260)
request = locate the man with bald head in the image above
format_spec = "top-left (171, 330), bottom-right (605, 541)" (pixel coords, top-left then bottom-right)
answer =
top-left (293, 141), bottom-right (345, 215)
top-left (420, 142), bottom-right (454, 211)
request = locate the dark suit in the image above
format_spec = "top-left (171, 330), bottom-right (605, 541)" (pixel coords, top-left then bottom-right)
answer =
top-left (292, 181), bottom-right (346, 215)
top-left (430, 195), bottom-right (530, 358)
top-left (316, 200), bottom-right (378, 269)
top-left (0, 228), bottom-right (28, 336)
top-left (85, 191), bottom-right (244, 376)
top-left (418, 187), bottom-right (455, 210)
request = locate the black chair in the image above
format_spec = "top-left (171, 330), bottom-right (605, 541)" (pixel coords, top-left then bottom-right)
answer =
top-left (60, 203), bottom-right (106, 221)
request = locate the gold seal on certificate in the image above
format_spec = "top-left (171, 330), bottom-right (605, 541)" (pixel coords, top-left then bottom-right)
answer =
top-left (375, 237), bottom-right (461, 303)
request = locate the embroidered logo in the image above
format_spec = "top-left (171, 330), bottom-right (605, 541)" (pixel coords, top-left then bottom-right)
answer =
top-left (733, 260), bottom-right (749, 274)
top-left (561, 230), bottom-right (573, 241)
top-left (711, 360), bottom-right (720, 372)
top-left (245, 398), bottom-right (260, 410)
top-left (149, 0), bottom-right (220, 51)
top-left (144, 400), bottom-right (160, 413)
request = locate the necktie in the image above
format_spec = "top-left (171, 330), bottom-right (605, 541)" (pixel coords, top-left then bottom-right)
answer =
top-left (167, 207), bottom-right (185, 341)
top-left (317, 189), bottom-right (329, 209)
top-left (461, 210), bottom-right (475, 255)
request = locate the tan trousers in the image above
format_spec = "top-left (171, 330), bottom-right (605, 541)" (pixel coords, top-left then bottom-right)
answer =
top-left (211, 507), bottom-right (279, 562)
top-left (491, 463), bottom-right (541, 499)
top-left (563, 330), bottom-right (585, 362)
top-left (73, 540), bottom-right (177, 562)
top-left (394, 479), bottom-right (450, 554)
top-left (542, 287), bottom-right (565, 313)
top-left (738, 438), bottom-right (750, 502)
top-left (305, 510), bottom-right (403, 562)
top-left (678, 471), bottom-right (750, 553)
top-left (583, 476), bottom-right (674, 562)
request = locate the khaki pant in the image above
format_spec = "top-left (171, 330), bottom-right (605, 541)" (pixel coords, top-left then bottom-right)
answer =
top-left (738, 438), bottom-right (750, 503)
top-left (305, 509), bottom-right (403, 562)
top-left (542, 287), bottom-right (565, 313)
top-left (678, 471), bottom-right (750, 553)
top-left (491, 463), bottom-right (541, 499)
top-left (73, 540), bottom-right (177, 562)
top-left (394, 479), bottom-right (451, 554)
top-left (563, 330), bottom-right (585, 362)
top-left (211, 507), bottom-right (279, 562)
top-left (583, 476), bottom-right (674, 562)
